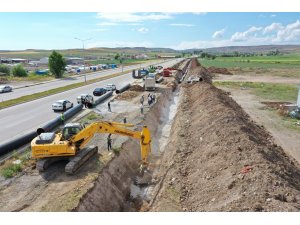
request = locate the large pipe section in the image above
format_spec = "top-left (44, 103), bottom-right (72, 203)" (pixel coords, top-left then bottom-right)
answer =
top-left (116, 83), bottom-right (131, 94)
top-left (93, 91), bottom-right (113, 106)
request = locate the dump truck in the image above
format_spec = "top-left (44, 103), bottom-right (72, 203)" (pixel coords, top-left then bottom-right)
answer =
top-left (144, 73), bottom-right (156, 91)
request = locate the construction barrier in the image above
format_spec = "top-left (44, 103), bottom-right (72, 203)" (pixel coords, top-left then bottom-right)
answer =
top-left (116, 83), bottom-right (131, 94)
top-left (0, 104), bottom-right (83, 157)
top-left (93, 91), bottom-right (113, 106)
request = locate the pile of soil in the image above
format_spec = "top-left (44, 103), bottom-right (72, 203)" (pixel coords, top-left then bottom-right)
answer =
top-left (207, 66), bottom-right (233, 75)
top-left (149, 59), bottom-right (300, 211)
top-left (261, 101), bottom-right (292, 110)
top-left (129, 85), bottom-right (144, 92)
top-left (115, 91), bottom-right (140, 100)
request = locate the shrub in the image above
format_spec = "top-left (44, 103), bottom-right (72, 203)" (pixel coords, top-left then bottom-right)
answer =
top-left (12, 64), bottom-right (28, 77)
top-left (0, 64), bottom-right (10, 76)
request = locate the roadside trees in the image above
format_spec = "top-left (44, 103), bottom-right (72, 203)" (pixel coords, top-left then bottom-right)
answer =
top-left (49, 50), bottom-right (66, 78)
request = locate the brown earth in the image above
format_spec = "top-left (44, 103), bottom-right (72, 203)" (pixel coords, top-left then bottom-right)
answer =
top-left (207, 66), bottom-right (233, 75)
top-left (149, 59), bottom-right (300, 211)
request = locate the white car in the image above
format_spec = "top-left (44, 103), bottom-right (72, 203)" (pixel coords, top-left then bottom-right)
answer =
top-left (105, 84), bottom-right (116, 91)
top-left (76, 94), bottom-right (94, 104)
top-left (52, 100), bottom-right (73, 112)
top-left (0, 85), bottom-right (12, 93)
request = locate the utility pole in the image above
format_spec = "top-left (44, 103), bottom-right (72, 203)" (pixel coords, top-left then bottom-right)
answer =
top-left (74, 37), bottom-right (91, 83)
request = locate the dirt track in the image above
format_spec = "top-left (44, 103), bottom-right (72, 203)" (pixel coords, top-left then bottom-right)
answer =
top-left (149, 60), bottom-right (300, 211)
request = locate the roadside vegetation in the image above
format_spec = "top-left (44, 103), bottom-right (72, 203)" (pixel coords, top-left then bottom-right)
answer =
top-left (214, 81), bottom-right (298, 102)
top-left (0, 148), bottom-right (32, 179)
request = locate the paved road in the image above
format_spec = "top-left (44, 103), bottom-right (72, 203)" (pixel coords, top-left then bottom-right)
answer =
top-left (0, 59), bottom-right (169, 102)
top-left (0, 59), bottom-right (181, 144)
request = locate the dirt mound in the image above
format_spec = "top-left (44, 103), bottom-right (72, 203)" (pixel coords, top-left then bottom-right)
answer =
top-left (261, 101), bottom-right (293, 117)
top-left (207, 66), bottom-right (233, 75)
top-left (115, 91), bottom-right (140, 100)
top-left (129, 85), bottom-right (144, 92)
top-left (150, 64), bottom-right (300, 211)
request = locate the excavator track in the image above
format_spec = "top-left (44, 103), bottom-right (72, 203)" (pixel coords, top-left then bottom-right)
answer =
top-left (65, 146), bottom-right (98, 175)
top-left (36, 157), bottom-right (68, 172)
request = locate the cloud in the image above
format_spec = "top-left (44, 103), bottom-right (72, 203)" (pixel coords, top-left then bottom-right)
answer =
top-left (97, 22), bottom-right (118, 26)
top-left (127, 23), bottom-right (142, 26)
top-left (192, 12), bottom-right (207, 15)
top-left (170, 23), bottom-right (195, 27)
top-left (87, 41), bottom-right (153, 48)
top-left (231, 26), bottom-right (263, 42)
top-left (275, 19), bottom-right (300, 41)
top-left (97, 12), bottom-right (172, 22)
top-left (137, 27), bottom-right (149, 33)
top-left (271, 14), bottom-right (277, 17)
top-left (212, 28), bottom-right (225, 39)
top-left (263, 23), bottom-right (284, 34)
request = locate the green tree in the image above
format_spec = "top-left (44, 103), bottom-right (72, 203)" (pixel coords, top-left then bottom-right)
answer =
top-left (48, 50), bottom-right (66, 78)
top-left (0, 64), bottom-right (10, 76)
top-left (12, 65), bottom-right (27, 77)
top-left (114, 53), bottom-right (120, 60)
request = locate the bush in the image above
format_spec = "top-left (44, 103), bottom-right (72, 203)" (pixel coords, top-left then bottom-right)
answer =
top-left (0, 64), bottom-right (10, 76)
top-left (12, 64), bottom-right (28, 77)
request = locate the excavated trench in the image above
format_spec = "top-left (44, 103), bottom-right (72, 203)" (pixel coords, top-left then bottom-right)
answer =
top-left (73, 87), bottom-right (182, 212)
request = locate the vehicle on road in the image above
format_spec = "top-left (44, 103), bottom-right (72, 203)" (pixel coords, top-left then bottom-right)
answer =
top-left (105, 84), bottom-right (116, 91)
top-left (0, 85), bottom-right (12, 93)
top-left (76, 94), bottom-right (94, 104)
top-left (93, 87), bottom-right (107, 96)
top-left (52, 100), bottom-right (73, 111)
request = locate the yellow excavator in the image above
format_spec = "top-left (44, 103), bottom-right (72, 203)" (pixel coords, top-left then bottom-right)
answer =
top-left (31, 121), bottom-right (151, 175)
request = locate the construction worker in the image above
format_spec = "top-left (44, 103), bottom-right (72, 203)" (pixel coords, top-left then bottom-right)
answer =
top-left (140, 103), bottom-right (144, 114)
top-left (148, 94), bottom-right (152, 106)
top-left (140, 95), bottom-right (144, 105)
top-left (152, 93), bottom-right (156, 103)
top-left (123, 117), bottom-right (127, 124)
top-left (108, 101), bottom-right (111, 112)
top-left (107, 134), bottom-right (112, 151)
top-left (61, 112), bottom-right (65, 125)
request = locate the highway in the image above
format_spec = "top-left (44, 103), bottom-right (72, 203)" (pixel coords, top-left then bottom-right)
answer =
top-left (0, 59), bottom-right (168, 102)
top-left (0, 58), bottom-right (181, 145)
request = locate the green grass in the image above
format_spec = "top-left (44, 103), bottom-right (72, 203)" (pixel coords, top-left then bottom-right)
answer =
top-left (0, 148), bottom-right (32, 179)
top-left (80, 112), bottom-right (104, 124)
top-left (1, 164), bottom-right (22, 178)
top-left (199, 54), bottom-right (300, 69)
top-left (0, 69), bottom-right (132, 109)
top-left (214, 81), bottom-right (298, 101)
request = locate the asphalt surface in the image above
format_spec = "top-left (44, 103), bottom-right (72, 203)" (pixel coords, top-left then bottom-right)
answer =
top-left (0, 60), bottom-right (166, 102)
top-left (0, 58), bottom-right (181, 145)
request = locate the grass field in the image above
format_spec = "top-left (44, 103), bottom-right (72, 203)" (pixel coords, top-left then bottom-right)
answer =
top-left (214, 81), bottom-right (298, 102)
top-left (199, 54), bottom-right (300, 69)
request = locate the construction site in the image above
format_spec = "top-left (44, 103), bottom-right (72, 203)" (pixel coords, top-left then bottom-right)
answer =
top-left (0, 57), bottom-right (300, 212)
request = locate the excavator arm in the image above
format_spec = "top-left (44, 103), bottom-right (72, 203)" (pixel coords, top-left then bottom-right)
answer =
top-left (69, 121), bottom-right (151, 164)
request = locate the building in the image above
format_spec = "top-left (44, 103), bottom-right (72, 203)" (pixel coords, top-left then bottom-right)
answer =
top-left (66, 57), bottom-right (84, 65)
top-left (135, 54), bottom-right (149, 59)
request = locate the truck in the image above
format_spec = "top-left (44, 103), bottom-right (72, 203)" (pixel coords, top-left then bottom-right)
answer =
top-left (144, 73), bottom-right (156, 91)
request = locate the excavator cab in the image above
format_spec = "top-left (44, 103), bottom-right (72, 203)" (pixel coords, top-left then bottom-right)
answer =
top-left (62, 123), bottom-right (84, 140)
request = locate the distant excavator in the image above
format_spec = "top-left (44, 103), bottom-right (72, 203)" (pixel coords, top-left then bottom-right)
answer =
top-left (31, 121), bottom-right (152, 175)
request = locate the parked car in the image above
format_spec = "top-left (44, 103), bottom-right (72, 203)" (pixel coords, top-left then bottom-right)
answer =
top-left (0, 85), bottom-right (12, 93)
top-left (105, 84), bottom-right (116, 91)
top-left (52, 100), bottom-right (73, 111)
top-left (93, 88), bottom-right (107, 96)
top-left (76, 94), bottom-right (94, 104)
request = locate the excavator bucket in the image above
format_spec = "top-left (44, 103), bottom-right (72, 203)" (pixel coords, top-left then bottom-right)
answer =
top-left (134, 164), bottom-right (153, 185)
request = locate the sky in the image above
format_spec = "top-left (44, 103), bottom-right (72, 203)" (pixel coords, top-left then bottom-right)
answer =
top-left (0, 12), bottom-right (300, 50)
